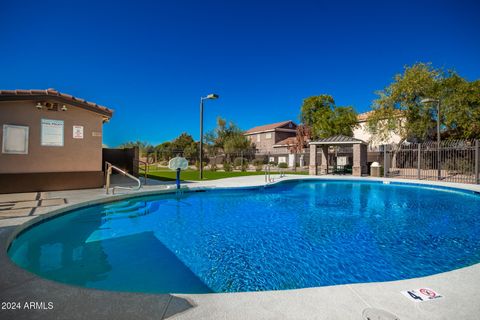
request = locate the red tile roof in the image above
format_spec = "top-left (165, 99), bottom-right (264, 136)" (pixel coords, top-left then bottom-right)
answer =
top-left (0, 89), bottom-right (113, 117)
top-left (357, 111), bottom-right (374, 122)
top-left (357, 110), bottom-right (404, 122)
top-left (274, 137), bottom-right (297, 146)
top-left (245, 120), bottom-right (295, 134)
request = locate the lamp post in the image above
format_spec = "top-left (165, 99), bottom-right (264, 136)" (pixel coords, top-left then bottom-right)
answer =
top-left (199, 93), bottom-right (219, 179)
top-left (420, 98), bottom-right (441, 180)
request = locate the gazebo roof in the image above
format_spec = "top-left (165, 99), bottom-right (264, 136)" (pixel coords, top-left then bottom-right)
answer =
top-left (309, 135), bottom-right (367, 145)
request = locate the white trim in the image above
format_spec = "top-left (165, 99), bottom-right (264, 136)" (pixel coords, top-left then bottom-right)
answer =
top-left (245, 128), bottom-right (296, 135)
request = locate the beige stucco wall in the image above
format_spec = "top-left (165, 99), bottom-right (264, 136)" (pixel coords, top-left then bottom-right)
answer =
top-left (353, 121), bottom-right (402, 147)
top-left (0, 101), bottom-right (104, 173)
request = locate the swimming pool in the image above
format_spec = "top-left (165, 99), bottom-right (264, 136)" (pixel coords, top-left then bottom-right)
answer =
top-left (7, 180), bottom-right (480, 294)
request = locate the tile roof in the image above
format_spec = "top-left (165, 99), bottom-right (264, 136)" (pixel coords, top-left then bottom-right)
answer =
top-left (357, 109), bottom-right (404, 122)
top-left (245, 120), bottom-right (295, 134)
top-left (357, 111), bottom-right (374, 121)
top-left (274, 137), bottom-right (297, 146)
top-left (309, 135), bottom-right (367, 145)
top-left (0, 89), bottom-right (113, 117)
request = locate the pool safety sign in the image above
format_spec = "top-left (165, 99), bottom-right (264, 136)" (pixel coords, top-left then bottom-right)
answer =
top-left (41, 119), bottom-right (64, 146)
top-left (73, 125), bottom-right (84, 139)
top-left (401, 288), bottom-right (443, 302)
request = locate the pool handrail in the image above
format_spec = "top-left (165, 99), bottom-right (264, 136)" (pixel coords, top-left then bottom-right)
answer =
top-left (104, 161), bottom-right (142, 195)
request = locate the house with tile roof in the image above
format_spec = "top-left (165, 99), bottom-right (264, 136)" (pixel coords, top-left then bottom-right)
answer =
top-left (244, 120), bottom-right (297, 154)
top-left (244, 120), bottom-right (299, 166)
top-left (353, 111), bottom-right (403, 149)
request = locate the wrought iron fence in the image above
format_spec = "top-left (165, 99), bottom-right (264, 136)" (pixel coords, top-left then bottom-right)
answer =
top-left (140, 149), bottom-right (310, 173)
top-left (384, 140), bottom-right (479, 184)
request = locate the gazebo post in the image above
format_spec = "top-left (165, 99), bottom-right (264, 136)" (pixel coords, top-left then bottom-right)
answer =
top-left (353, 143), bottom-right (367, 176)
top-left (309, 144), bottom-right (317, 175)
top-left (320, 146), bottom-right (329, 174)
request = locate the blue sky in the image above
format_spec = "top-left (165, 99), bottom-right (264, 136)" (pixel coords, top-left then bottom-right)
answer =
top-left (1, 0), bottom-right (479, 147)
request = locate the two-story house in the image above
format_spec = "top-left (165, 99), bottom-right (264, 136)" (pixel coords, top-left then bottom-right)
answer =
top-left (353, 111), bottom-right (403, 149)
top-left (244, 120), bottom-right (297, 165)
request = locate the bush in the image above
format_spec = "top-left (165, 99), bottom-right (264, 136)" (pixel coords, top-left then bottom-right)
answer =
top-left (233, 157), bottom-right (246, 168)
top-left (269, 161), bottom-right (276, 166)
top-left (252, 159), bottom-right (264, 166)
top-left (210, 163), bottom-right (217, 172)
top-left (223, 162), bottom-right (232, 172)
top-left (278, 162), bottom-right (288, 169)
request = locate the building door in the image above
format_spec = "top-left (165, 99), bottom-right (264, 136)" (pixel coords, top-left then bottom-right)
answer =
top-left (288, 154), bottom-right (295, 167)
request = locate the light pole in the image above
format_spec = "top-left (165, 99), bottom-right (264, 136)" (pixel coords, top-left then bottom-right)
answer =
top-left (199, 93), bottom-right (219, 179)
top-left (421, 98), bottom-right (441, 180)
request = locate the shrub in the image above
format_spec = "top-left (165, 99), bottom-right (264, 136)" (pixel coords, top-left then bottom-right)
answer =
top-left (210, 163), bottom-right (217, 172)
top-left (252, 159), bottom-right (264, 166)
top-left (233, 157), bottom-right (246, 168)
top-left (223, 162), bottom-right (232, 172)
top-left (269, 161), bottom-right (276, 166)
top-left (278, 162), bottom-right (288, 169)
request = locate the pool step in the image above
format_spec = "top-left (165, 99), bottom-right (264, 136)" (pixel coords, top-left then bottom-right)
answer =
top-left (103, 201), bottom-right (132, 209)
top-left (102, 202), bottom-right (146, 215)
top-left (101, 202), bottom-right (160, 221)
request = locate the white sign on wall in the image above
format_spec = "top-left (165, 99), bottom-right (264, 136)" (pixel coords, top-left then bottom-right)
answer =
top-left (41, 119), bottom-right (64, 146)
top-left (73, 125), bottom-right (84, 139)
top-left (337, 156), bottom-right (347, 166)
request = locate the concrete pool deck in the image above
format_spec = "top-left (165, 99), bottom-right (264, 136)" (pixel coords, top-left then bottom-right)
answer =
top-left (1, 175), bottom-right (480, 319)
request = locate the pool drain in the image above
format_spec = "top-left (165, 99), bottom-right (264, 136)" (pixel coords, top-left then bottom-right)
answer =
top-left (362, 308), bottom-right (400, 320)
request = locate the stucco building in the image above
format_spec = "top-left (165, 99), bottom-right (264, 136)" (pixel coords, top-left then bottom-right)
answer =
top-left (0, 89), bottom-right (113, 193)
top-left (353, 111), bottom-right (403, 149)
top-left (244, 120), bottom-right (299, 165)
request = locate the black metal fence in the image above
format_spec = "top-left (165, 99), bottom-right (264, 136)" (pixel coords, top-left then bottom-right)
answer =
top-left (384, 140), bottom-right (479, 184)
top-left (142, 149), bottom-right (310, 173)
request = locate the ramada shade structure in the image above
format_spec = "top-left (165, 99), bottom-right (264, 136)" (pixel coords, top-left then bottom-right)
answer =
top-left (308, 135), bottom-right (368, 176)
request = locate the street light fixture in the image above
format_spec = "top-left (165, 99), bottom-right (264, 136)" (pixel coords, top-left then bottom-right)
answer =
top-left (420, 98), bottom-right (441, 180)
top-left (199, 93), bottom-right (219, 179)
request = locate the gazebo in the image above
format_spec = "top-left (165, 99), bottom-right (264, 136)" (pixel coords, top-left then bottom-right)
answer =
top-left (308, 135), bottom-right (368, 177)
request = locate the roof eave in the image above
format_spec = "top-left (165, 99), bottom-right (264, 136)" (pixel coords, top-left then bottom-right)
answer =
top-left (0, 94), bottom-right (113, 118)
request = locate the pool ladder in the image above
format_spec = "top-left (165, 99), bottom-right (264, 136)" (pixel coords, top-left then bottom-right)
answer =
top-left (264, 164), bottom-right (286, 184)
top-left (104, 161), bottom-right (142, 194)
top-left (264, 164), bottom-right (274, 183)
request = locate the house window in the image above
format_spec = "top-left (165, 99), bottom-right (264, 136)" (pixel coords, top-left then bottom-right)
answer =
top-left (2, 124), bottom-right (29, 154)
top-left (269, 156), bottom-right (275, 163)
top-left (256, 134), bottom-right (260, 142)
top-left (265, 132), bottom-right (272, 139)
top-left (278, 156), bottom-right (286, 164)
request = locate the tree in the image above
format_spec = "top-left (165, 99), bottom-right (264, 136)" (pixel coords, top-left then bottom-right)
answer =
top-left (206, 117), bottom-right (253, 154)
top-left (299, 95), bottom-right (358, 139)
top-left (117, 140), bottom-right (152, 157)
top-left (155, 142), bottom-right (173, 161)
top-left (170, 132), bottom-right (198, 161)
top-left (367, 62), bottom-right (480, 142)
top-left (290, 124), bottom-right (311, 154)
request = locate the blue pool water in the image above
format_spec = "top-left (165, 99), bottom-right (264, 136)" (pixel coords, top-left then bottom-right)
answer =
top-left (8, 180), bottom-right (480, 293)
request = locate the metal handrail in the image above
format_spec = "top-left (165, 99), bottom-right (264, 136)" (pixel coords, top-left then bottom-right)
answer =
top-left (105, 161), bottom-right (142, 195)
top-left (136, 159), bottom-right (148, 185)
top-left (264, 164), bottom-right (273, 183)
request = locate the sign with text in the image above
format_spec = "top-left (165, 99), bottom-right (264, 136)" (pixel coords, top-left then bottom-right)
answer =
top-left (401, 288), bottom-right (443, 302)
top-left (73, 125), bottom-right (84, 139)
top-left (41, 119), bottom-right (64, 146)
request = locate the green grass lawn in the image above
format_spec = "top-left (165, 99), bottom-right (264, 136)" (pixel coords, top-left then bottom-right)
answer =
top-left (144, 168), bottom-right (308, 181)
